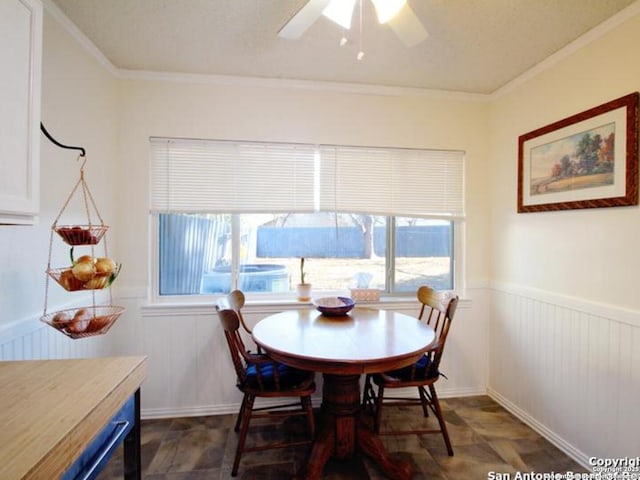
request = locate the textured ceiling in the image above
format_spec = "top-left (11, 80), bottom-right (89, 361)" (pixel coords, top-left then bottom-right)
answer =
top-left (49, 0), bottom-right (637, 94)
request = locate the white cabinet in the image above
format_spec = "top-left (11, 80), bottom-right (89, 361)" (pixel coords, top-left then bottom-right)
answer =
top-left (0, 0), bottom-right (42, 224)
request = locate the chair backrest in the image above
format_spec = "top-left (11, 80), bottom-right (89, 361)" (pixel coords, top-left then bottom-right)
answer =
top-left (217, 290), bottom-right (252, 334)
top-left (217, 289), bottom-right (264, 354)
top-left (416, 286), bottom-right (459, 369)
top-left (216, 306), bottom-right (250, 386)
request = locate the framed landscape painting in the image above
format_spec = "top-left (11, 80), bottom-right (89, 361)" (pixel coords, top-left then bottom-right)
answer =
top-left (518, 92), bottom-right (638, 213)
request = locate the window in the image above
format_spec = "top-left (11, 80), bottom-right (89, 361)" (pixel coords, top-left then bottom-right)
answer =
top-left (151, 138), bottom-right (464, 298)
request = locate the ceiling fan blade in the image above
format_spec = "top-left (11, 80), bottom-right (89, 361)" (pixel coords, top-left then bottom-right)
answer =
top-left (387, 4), bottom-right (428, 47)
top-left (278, 0), bottom-right (332, 39)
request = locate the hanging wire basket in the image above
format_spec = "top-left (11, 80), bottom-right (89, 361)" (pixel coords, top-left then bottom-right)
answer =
top-left (47, 263), bottom-right (122, 291)
top-left (54, 224), bottom-right (109, 245)
top-left (42, 152), bottom-right (124, 339)
top-left (40, 306), bottom-right (124, 339)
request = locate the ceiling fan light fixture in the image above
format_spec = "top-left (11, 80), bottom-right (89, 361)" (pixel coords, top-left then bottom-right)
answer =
top-left (371, 0), bottom-right (406, 24)
top-left (322, 0), bottom-right (357, 29)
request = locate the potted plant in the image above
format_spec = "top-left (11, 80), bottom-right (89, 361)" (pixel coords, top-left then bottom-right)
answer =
top-left (296, 257), bottom-right (312, 301)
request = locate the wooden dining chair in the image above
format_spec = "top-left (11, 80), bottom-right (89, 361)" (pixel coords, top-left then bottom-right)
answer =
top-left (362, 286), bottom-right (459, 455)
top-left (216, 306), bottom-right (316, 476)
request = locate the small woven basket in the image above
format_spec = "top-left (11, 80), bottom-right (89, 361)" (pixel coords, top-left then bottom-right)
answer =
top-left (41, 306), bottom-right (124, 339)
top-left (350, 288), bottom-right (381, 303)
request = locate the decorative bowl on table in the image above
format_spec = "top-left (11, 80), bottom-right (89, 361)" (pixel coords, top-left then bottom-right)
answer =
top-left (314, 296), bottom-right (355, 317)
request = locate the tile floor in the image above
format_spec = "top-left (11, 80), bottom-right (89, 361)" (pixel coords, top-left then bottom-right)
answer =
top-left (97, 395), bottom-right (586, 479)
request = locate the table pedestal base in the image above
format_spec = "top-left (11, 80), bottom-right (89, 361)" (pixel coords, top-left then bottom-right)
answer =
top-left (298, 374), bottom-right (412, 480)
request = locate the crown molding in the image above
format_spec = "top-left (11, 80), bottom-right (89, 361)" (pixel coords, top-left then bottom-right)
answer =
top-left (117, 68), bottom-right (489, 101)
top-left (490, 0), bottom-right (640, 99)
top-left (42, 0), bottom-right (118, 76)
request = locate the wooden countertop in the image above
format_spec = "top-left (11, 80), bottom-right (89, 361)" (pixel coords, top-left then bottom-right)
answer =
top-left (0, 356), bottom-right (147, 480)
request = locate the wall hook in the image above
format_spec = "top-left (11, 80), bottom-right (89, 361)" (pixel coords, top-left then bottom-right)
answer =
top-left (40, 122), bottom-right (86, 157)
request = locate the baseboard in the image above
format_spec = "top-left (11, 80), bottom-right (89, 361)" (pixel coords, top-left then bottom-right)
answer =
top-left (487, 387), bottom-right (590, 471)
top-left (438, 386), bottom-right (487, 398)
top-left (142, 395), bottom-right (324, 420)
top-left (141, 387), bottom-right (486, 420)
top-left (382, 385), bottom-right (486, 399)
top-left (142, 404), bottom-right (239, 419)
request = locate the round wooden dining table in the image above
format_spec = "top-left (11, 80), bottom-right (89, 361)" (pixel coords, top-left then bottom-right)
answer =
top-left (252, 306), bottom-right (436, 480)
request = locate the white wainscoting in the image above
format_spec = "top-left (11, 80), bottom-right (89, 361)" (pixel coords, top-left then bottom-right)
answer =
top-left (0, 291), bottom-right (488, 420)
top-left (0, 314), bottom-right (112, 361)
top-left (488, 283), bottom-right (640, 468)
top-left (4, 285), bottom-right (637, 469)
top-left (102, 290), bottom-right (488, 419)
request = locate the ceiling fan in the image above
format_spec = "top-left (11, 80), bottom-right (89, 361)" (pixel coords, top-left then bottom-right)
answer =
top-left (278, 0), bottom-right (428, 47)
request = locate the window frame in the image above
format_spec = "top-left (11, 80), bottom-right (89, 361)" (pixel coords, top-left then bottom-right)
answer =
top-left (149, 213), bottom-right (464, 303)
top-left (148, 137), bottom-right (466, 303)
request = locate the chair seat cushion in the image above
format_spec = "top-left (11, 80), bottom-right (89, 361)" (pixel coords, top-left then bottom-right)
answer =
top-left (385, 354), bottom-right (439, 382)
top-left (245, 362), bottom-right (311, 390)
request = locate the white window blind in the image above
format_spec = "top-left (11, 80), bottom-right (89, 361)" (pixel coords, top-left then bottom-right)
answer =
top-left (150, 138), bottom-right (316, 213)
top-left (319, 146), bottom-right (464, 218)
top-left (150, 138), bottom-right (464, 218)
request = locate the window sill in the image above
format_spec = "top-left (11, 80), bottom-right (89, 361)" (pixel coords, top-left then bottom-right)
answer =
top-left (140, 294), bottom-right (471, 317)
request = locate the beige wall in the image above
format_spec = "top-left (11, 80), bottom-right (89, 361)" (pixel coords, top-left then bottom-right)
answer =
top-left (487, 11), bottom-right (640, 462)
top-left (0, 11), bottom-right (119, 346)
top-left (0, 3), bottom-right (493, 415)
top-left (108, 80), bottom-right (493, 415)
top-left (115, 80), bottom-right (491, 294)
top-left (1, 4), bottom-right (493, 333)
top-left (488, 13), bottom-right (640, 309)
